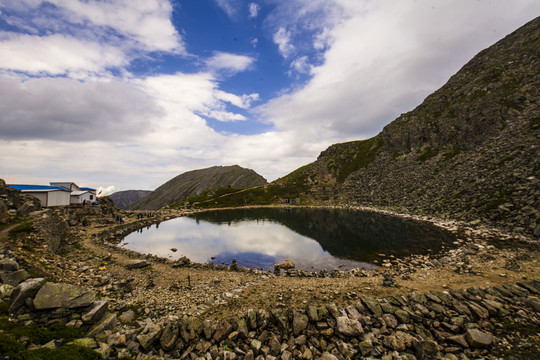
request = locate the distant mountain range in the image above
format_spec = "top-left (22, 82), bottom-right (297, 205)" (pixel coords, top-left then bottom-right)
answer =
top-left (128, 165), bottom-right (267, 210)
top-left (109, 190), bottom-right (153, 209)
top-left (184, 17), bottom-right (540, 238)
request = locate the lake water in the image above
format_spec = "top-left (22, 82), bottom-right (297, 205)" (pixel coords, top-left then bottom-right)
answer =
top-left (118, 207), bottom-right (456, 271)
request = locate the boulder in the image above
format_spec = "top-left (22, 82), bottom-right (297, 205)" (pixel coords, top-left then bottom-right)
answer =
top-left (336, 316), bottom-right (363, 336)
top-left (9, 277), bottom-right (46, 313)
top-left (87, 313), bottom-right (118, 337)
top-left (137, 322), bottom-right (162, 351)
top-left (33, 282), bottom-right (95, 310)
top-left (160, 321), bottom-right (179, 351)
top-left (82, 300), bottom-right (108, 323)
top-left (126, 259), bottom-right (150, 269)
top-left (0, 258), bottom-right (19, 271)
top-left (1, 269), bottom-right (29, 286)
top-left (465, 328), bottom-right (493, 348)
top-left (292, 310), bottom-right (309, 335)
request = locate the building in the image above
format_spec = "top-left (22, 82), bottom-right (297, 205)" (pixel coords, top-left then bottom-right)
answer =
top-left (50, 182), bottom-right (97, 205)
top-left (8, 182), bottom-right (97, 207)
top-left (7, 184), bottom-right (71, 207)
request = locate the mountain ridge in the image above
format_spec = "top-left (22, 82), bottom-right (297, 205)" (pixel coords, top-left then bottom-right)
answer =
top-left (187, 16), bottom-right (540, 238)
top-left (129, 165), bottom-right (267, 210)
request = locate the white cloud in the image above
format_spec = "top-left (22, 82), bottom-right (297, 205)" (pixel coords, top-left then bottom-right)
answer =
top-left (44, 0), bottom-right (184, 53)
top-left (273, 27), bottom-right (295, 59)
top-left (214, 0), bottom-right (239, 19)
top-left (258, 0), bottom-right (540, 145)
top-left (215, 91), bottom-right (260, 109)
top-left (205, 51), bottom-right (255, 73)
top-left (0, 33), bottom-right (127, 76)
top-left (289, 56), bottom-right (311, 76)
top-left (0, 77), bottom-right (161, 141)
top-left (248, 3), bottom-right (259, 18)
top-left (98, 185), bottom-right (117, 197)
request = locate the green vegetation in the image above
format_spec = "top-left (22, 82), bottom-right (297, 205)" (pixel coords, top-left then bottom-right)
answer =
top-left (8, 222), bottom-right (33, 239)
top-left (418, 147), bottom-right (439, 162)
top-left (0, 316), bottom-right (103, 360)
top-left (328, 136), bottom-right (382, 181)
top-left (442, 147), bottom-right (461, 160)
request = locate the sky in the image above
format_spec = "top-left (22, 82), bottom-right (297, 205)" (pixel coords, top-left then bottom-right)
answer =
top-left (1, 1), bottom-right (539, 195)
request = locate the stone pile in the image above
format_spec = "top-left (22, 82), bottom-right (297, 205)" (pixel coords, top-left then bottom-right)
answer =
top-left (3, 249), bottom-right (539, 359)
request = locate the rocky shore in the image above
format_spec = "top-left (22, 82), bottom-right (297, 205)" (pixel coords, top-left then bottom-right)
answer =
top-left (1, 201), bottom-right (539, 359)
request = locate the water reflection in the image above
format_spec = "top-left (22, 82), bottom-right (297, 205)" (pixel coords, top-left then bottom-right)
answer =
top-left (118, 208), bottom-right (456, 271)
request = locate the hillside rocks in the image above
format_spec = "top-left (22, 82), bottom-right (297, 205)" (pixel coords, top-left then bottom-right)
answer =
top-left (264, 16), bottom-right (540, 238)
top-left (0, 178), bottom-right (41, 223)
top-left (2, 250), bottom-right (539, 359)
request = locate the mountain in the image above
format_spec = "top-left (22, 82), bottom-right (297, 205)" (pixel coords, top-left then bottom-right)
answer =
top-left (129, 165), bottom-right (268, 210)
top-left (193, 17), bottom-right (540, 238)
top-left (109, 190), bottom-right (153, 209)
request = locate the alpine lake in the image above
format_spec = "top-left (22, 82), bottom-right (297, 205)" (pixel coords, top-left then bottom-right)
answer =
top-left (119, 207), bottom-right (457, 271)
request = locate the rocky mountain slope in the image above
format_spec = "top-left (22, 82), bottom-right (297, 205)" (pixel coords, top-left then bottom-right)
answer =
top-left (109, 190), bottom-right (153, 209)
top-left (129, 165), bottom-right (267, 210)
top-left (271, 16), bottom-right (540, 238)
top-left (0, 179), bottom-right (41, 223)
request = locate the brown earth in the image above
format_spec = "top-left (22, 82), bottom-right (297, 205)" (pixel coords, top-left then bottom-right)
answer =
top-left (2, 206), bottom-right (539, 322)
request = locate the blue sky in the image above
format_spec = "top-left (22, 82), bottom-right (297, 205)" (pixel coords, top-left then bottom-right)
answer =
top-left (1, 1), bottom-right (539, 194)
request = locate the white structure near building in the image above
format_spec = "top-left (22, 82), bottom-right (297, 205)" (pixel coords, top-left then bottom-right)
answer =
top-left (8, 182), bottom-right (97, 207)
top-left (49, 182), bottom-right (97, 205)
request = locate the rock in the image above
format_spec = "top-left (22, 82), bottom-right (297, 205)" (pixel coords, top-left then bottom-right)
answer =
top-left (359, 339), bottom-right (373, 356)
top-left (0, 258), bottom-right (19, 271)
top-left (0, 269), bottom-right (29, 286)
top-left (447, 334), bottom-right (469, 348)
top-left (214, 320), bottom-right (233, 342)
top-left (69, 337), bottom-right (98, 348)
top-left (382, 313), bottom-right (398, 328)
top-left (336, 316), bottom-right (363, 336)
top-left (33, 282), bottom-right (95, 310)
top-left (82, 300), bottom-right (108, 323)
top-left (126, 259), bottom-right (150, 269)
top-left (119, 309), bottom-right (136, 323)
top-left (415, 340), bottom-right (439, 359)
top-left (87, 313), bottom-right (118, 337)
top-left (292, 310), bottom-right (309, 335)
top-left (160, 321), bottom-right (179, 351)
top-left (464, 328), bottom-right (493, 348)
top-left (181, 317), bottom-right (202, 342)
top-left (274, 259), bottom-right (295, 274)
top-left (0, 283), bottom-right (15, 298)
top-left (202, 319), bottom-right (216, 339)
top-left (317, 353), bottom-right (338, 360)
top-left (383, 334), bottom-right (406, 352)
top-left (362, 297), bottom-right (383, 317)
top-left (525, 297), bottom-right (540, 312)
top-left (9, 277), bottom-right (46, 312)
top-left (137, 322), bottom-right (162, 351)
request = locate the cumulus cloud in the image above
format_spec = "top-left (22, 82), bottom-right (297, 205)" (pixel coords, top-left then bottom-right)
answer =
top-left (258, 0), bottom-right (540, 144)
top-left (214, 0), bottom-right (240, 20)
top-left (248, 3), bottom-right (259, 18)
top-left (205, 52), bottom-right (255, 73)
top-left (273, 27), bottom-right (295, 58)
top-left (1, 0), bottom-right (185, 54)
top-left (0, 77), bottom-right (162, 141)
top-left (0, 33), bottom-right (127, 76)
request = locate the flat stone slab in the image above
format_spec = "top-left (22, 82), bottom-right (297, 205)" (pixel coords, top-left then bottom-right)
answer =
top-left (33, 282), bottom-right (95, 310)
top-left (9, 277), bottom-right (46, 313)
top-left (126, 259), bottom-right (150, 269)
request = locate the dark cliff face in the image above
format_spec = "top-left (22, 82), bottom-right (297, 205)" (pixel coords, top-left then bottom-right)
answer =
top-left (275, 17), bottom-right (540, 237)
top-left (129, 165), bottom-right (268, 210)
top-left (110, 190), bottom-right (153, 209)
top-left (381, 16), bottom-right (540, 154)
